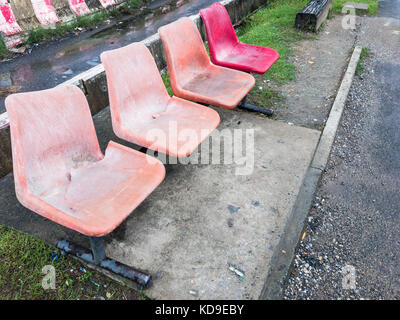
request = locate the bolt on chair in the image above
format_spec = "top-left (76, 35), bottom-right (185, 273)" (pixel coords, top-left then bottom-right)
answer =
top-left (158, 17), bottom-right (256, 111)
top-left (101, 42), bottom-right (220, 158)
top-left (200, 3), bottom-right (280, 116)
top-left (6, 85), bottom-right (166, 287)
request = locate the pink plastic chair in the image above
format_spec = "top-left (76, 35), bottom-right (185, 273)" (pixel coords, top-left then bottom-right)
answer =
top-left (158, 17), bottom-right (255, 110)
top-left (101, 42), bottom-right (220, 158)
top-left (6, 85), bottom-right (166, 286)
top-left (200, 2), bottom-right (280, 74)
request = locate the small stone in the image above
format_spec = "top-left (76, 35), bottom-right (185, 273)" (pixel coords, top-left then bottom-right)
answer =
top-left (189, 290), bottom-right (198, 296)
top-left (227, 205), bottom-right (240, 214)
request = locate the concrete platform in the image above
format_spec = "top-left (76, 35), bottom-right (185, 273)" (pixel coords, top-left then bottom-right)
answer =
top-left (0, 106), bottom-right (320, 299)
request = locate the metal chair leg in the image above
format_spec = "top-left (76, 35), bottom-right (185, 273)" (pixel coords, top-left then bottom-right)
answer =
top-left (238, 95), bottom-right (274, 116)
top-left (57, 238), bottom-right (152, 288)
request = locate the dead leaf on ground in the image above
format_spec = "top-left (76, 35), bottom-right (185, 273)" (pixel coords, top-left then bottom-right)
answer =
top-left (0, 86), bottom-right (22, 97)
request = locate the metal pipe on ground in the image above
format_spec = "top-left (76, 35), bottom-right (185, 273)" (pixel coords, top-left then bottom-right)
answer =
top-left (57, 238), bottom-right (152, 288)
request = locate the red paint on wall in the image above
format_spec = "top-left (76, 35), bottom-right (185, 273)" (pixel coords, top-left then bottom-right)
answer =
top-left (0, 0), bottom-right (23, 36)
top-left (68, 0), bottom-right (90, 16)
top-left (31, 0), bottom-right (60, 25)
top-left (98, 0), bottom-right (115, 9)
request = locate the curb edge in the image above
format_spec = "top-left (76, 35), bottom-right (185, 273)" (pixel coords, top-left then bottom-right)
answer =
top-left (259, 45), bottom-right (363, 300)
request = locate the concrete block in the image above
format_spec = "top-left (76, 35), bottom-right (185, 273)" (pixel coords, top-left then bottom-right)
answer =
top-left (30, 0), bottom-right (60, 26)
top-left (98, 0), bottom-right (115, 9)
top-left (52, 0), bottom-right (76, 22)
top-left (343, 2), bottom-right (369, 11)
top-left (295, 0), bottom-right (333, 32)
top-left (0, 125), bottom-right (12, 178)
top-left (9, 0), bottom-right (40, 30)
top-left (67, 0), bottom-right (91, 17)
top-left (81, 66), bottom-right (109, 115)
top-left (0, 0), bottom-right (23, 36)
top-left (85, 0), bottom-right (104, 11)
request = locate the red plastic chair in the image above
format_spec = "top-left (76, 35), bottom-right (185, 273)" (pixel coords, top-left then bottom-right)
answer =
top-left (158, 17), bottom-right (255, 109)
top-left (200, 2), bottom-right (280, 74)
top-left (101, 42), bottom-right (220, 158)
top-left (6, 85), bottom-right (165, 286)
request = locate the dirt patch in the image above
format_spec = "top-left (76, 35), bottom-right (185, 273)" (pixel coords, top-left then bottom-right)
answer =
top-left (261, 15), bottom-right (358, 130)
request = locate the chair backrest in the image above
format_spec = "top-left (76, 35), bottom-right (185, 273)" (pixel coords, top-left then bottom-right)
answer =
top-left (158, 18), bottom-right (210, 90)
top-left (200, 3), bottom-right (239, 62)
top-left (100, 42), bottom-right (170, 128)
top-left (5, 85), bottom-right (102, 196)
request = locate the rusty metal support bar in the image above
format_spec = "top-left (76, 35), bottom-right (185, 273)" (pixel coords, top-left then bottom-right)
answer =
top-left (57, 238), bottom-right (152, 288)
top-left (238, 95), bottom-right (274, 117)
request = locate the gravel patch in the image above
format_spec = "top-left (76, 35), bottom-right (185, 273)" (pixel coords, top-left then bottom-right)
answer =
top-left (283, 15), bottom-right (400, 299)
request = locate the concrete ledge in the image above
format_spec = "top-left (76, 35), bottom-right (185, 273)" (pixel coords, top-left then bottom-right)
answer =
top-left (0, 0), bottom-right (268, 178)
top-left (295, 0), bottom-right (333, 32)
top-left (311, 46), bottom-right (362, 171)
top-left (86, 0), bottom-right (107, 10)
top-left (260, 46), bottom-right (362, 299)
top-left (53, 0), bottom-right (76, 23)
top-left (0, 104), bottom-right (321, 299)
top-left (260, 166), bottom-right (322, 299)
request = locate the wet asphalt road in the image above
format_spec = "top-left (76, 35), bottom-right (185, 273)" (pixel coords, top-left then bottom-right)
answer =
top-left (379, 0), bottom-right (400, 18)
top-left (0, 0), bottom-right (218, 113)
top-left (284, 1), bottom-right (400, 299)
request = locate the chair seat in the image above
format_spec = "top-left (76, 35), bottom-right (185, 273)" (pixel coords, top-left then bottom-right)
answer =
top-left (20, 141), bottom-right (165, 237)
top-left (101, 42), bottom-right (220, 158)
top-left (216, 43), bottom-right (280, 74)
top-left (118, 96), bottom-right (220, 158)
top-left (158, 17), bottom-right (256, 109)
top-left (199, 2), bottom-right (279, 75)
top-left (179, 66), bottom-right (255, 109)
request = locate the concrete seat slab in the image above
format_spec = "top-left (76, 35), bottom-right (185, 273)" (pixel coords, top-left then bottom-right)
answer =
top-left (0, 106), bottom-right (320, 299)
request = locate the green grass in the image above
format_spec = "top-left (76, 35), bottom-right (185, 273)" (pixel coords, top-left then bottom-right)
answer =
top-left (235, 0), bottom-right (313, 109)
top-left (0, 36), bottom-right (8, 60)
top-left (25, 11), bottom-right (111, 45)
top-left (129, 0), bottom-right (144, 7)
top-left (76, 11), bottom-right (110, 28)
top-left (235, 0), bottom-right (378, 110)
top-left (0, 225), bottom-right (137, 300)
top-left (24, 0), bottom-right (151, 45)
top-left (356, 46), bottom-right (370, 77)
top-left (237, 0), bottom-right (312, 85)
top-left (332, 0), bottom-right (378, 15)
top-left (249, 82), bottom-right (285, 111)
top-left (162, 73), bottom-right (173, 96)
top-left (160, 0), bottom-right (330, 109)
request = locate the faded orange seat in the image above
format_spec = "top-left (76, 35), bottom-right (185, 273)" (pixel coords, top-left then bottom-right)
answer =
top-left (5, 85), bottom-right (165, 238)
top-left (158, 17), bottom-right (255, 109)
top-left (101, 42), bottom-right (220, 158)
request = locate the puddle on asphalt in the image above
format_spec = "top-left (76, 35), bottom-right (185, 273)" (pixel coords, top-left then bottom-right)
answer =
top-left (379, 0), bottom-right (400, 20)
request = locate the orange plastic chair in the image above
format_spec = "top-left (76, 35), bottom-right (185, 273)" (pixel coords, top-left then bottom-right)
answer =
top-left (6, 85), bottom-right (166, 286)
top-left (100, 42), bottom-right (220, 158)
top-left (158, 17), bottom-right (255, 109)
